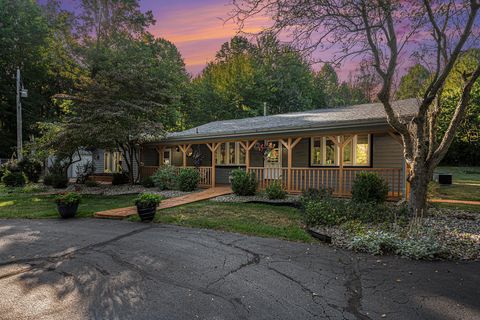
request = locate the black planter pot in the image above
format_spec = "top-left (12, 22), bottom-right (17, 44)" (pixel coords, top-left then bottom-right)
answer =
top-left (57, 203), bottom-right (79, 219)
top-left (136, 204), bottom-right (157, 222)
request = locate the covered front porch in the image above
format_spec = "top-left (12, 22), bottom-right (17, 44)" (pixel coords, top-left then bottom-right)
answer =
top-left (140, 131), bottom-right (406, 199)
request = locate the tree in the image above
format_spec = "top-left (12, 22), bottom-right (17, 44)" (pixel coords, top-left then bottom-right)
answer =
top-left (439, 50), bottom-right (480, 166)
top-left (315, 64), bottom-right (340, 107)
top-left (397, 64), bottom-right (430, 99)
top-left (232, 0), bottom-right (480, 216)
top-left (188, 35), bottom-right (319, 126)
top-left (50, 0), bottom-right (188, 184)
top-left (0, 0), bottom-right (60, 158)
top-left (67, 34), bottom-right (187, 183)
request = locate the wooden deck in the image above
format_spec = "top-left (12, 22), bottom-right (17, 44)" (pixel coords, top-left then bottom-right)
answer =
top-left (94, 186), bottom-right (233, 219)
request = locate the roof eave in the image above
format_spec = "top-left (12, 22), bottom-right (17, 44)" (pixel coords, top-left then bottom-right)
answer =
top-left (157, 118), bottom-right (400, 144)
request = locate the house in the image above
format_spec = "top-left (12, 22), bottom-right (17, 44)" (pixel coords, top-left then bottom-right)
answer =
top-left (89, 149), bottom-right (140, 182)
top-left (140, 99), bottom-right (418, 199)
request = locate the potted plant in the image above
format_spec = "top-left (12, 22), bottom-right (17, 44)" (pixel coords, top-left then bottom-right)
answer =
top-left (54, 192), bottom-right (81, 218)
top-left (134, 193), bottom-right (162, 222)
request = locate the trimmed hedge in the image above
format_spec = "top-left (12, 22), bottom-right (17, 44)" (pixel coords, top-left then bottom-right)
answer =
top-left (351, 172), bottom-right (389, 204)
top-left (1, 171), bottom-right (27, 187)
top-left (265, 180), bottom-right (287, 199)
top-left (230, 169), bottom-right (256, 196)
top-left (152, 165), bottom-right (178, 190)
top-left (178, 168), bottom-right (200, 192)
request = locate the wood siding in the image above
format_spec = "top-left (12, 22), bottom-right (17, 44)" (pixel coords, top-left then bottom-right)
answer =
top-left (372, 133), bottom-right (403, 168)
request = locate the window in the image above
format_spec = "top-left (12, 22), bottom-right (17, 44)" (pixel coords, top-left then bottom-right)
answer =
top-left (355, 134), bottom-right (369, 165)
top-left (216, 142), bottom-right (246, 165)
top-left (310, 134), bottom-right (370, 166)
top-left (104, 151), bottom-right (122, 172)
top-left (311, 138), bottom-right (322, 165)
top-left (162, 149), bottom-right (171, 165)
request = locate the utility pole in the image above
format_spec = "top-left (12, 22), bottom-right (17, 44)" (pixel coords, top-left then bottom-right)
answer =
top-left (263, 102), bottom-right (267, 116)
top-left (16, 67), bottom-right (23, 161)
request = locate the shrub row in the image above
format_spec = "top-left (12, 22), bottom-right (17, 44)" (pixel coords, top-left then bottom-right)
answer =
top-left (151, 166), bottom-right (200, 192)
top-left (1, 158), bottom-right (42, 187)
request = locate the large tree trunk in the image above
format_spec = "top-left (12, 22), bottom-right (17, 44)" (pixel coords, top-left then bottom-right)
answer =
top-left (407, 162), bottom-right (432, 217)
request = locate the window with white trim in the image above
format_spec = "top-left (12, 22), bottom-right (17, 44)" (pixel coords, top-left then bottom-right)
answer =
top-left (310, 134), bottom-right (370, 166)
top-left (104, 151), bottom-right (122, 172)
top-left (216, 142), bottom-right (246, 165)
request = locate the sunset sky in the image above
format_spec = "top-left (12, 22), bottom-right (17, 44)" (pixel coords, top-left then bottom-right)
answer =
top-left (55, 0), bottom-right (376, 79)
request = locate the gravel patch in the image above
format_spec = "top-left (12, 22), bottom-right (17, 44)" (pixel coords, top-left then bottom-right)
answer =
top-left (33, 184), bottom-right (197, 198)
top-left (211, 193), bottom-right (300, 204)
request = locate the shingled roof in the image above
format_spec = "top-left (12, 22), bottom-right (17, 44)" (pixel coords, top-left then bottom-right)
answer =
top-left (165, 99), bottom-right (419, 141)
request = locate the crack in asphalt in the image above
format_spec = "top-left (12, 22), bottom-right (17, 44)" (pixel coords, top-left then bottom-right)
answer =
top-left (0, 225), bottom-right (152, 280)
top-left (342, 258), bottom-right (372, 320)
top-left (98, 248), bottom-right (251, 320)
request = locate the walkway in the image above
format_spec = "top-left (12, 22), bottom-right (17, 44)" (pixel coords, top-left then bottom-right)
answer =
top-left (94, 185), bottom-right (232, 219)
top-left (429, 198), bottom-right (480, 206)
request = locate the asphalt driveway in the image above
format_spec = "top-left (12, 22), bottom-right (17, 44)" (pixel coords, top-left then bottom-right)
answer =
top-left (0, 219), bottom-right (478, 320)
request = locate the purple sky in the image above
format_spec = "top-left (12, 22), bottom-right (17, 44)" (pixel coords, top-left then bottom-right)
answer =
top-left (51, 0), bottom-right (414, 79)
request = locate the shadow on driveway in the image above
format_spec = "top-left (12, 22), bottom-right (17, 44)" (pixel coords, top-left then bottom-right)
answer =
top-left (0, 219), bottom-right (478, 319)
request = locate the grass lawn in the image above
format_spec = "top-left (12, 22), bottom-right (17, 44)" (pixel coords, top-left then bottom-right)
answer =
top-left (430, 166), bottom-right (480, 202)
top-left (130, 201), bottom-right (312, 242)
top-left (0, 188), bottom-right (138, 219)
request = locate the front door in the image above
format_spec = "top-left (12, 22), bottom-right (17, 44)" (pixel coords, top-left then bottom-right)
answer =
top-left (264, 140), bottom-right (282, 180)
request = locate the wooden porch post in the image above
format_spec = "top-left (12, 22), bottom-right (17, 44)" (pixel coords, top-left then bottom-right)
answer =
top-left (178, 144), bottom-right (191, 168)
top-left (239, 140), bottom-right (257, 173)
top-left (156, 145), bottom-right (165, 166)
top-left (280, 138), bottom-right (301, 192)
top-left (207, 142), bottom-right (221, 188)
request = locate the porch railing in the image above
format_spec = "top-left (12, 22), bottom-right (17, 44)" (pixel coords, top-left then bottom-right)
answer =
top-left (141, 165), bottom-right (403, 198)
top-left (248, 167), bottom-right (403, 198)
top-left (140, 166), bottom-right (212, 187)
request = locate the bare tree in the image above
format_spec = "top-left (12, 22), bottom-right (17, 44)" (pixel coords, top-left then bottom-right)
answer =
top-left (231, 0), bottom-right (480, 216)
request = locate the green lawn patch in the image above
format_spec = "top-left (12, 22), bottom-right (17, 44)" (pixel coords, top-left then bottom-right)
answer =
top-left (130, 201), bottom-right (312, 242)
top-left (431, 166), bottom-right (480, 203)
top-left (0, 191), bottom-right (138, 219)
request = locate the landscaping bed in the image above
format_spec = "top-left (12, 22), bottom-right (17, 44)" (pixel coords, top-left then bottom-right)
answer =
top-left (309, 206), bottom-right (480, 260)
top-left (211, 193), bottom-right (300, 205)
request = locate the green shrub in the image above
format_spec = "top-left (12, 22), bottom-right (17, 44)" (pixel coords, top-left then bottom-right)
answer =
top-left (351, 172), bottom-right (389, 204)
top-left (265, 180), bottom-right (287, 199)
top-left (18, 158), bottom-right (42, 183)
top-left (1, 171), bottom-right (27, 187)
top-left (141, 176), bottom-right (155, 188)
top-left (50, 174), bottom-right (68, 189)
top-left (178, 168), bottom-right (200, 192)
top-left (112, 172), bottom-right (129, 185)
top-left (152, 165), bottom-right (178, 190)
top-left (349, 230), bottom-right (401, 255)
top-left (304, 198), bottom-right (346, 227)
top-left (134, 193), bottom-right (162, 208)
top-left (43, 173), bottom-right (53, 186)
top-left (21, 184), bottom-right (47, 193)
top-left (54, 192), bottom-right (81, 205)
top-left (85, 180), bottom-right (100, 187)
top-left (230, 169), bottom-right (256, 196)
top-left (299, 188), bottom-right (332, 210)
top-left (346, 201), bottom-right (387, 224)
top-left (397, 236), bottom-right (447, 260)
top-left (2, 160), bottom-right (21, 173)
